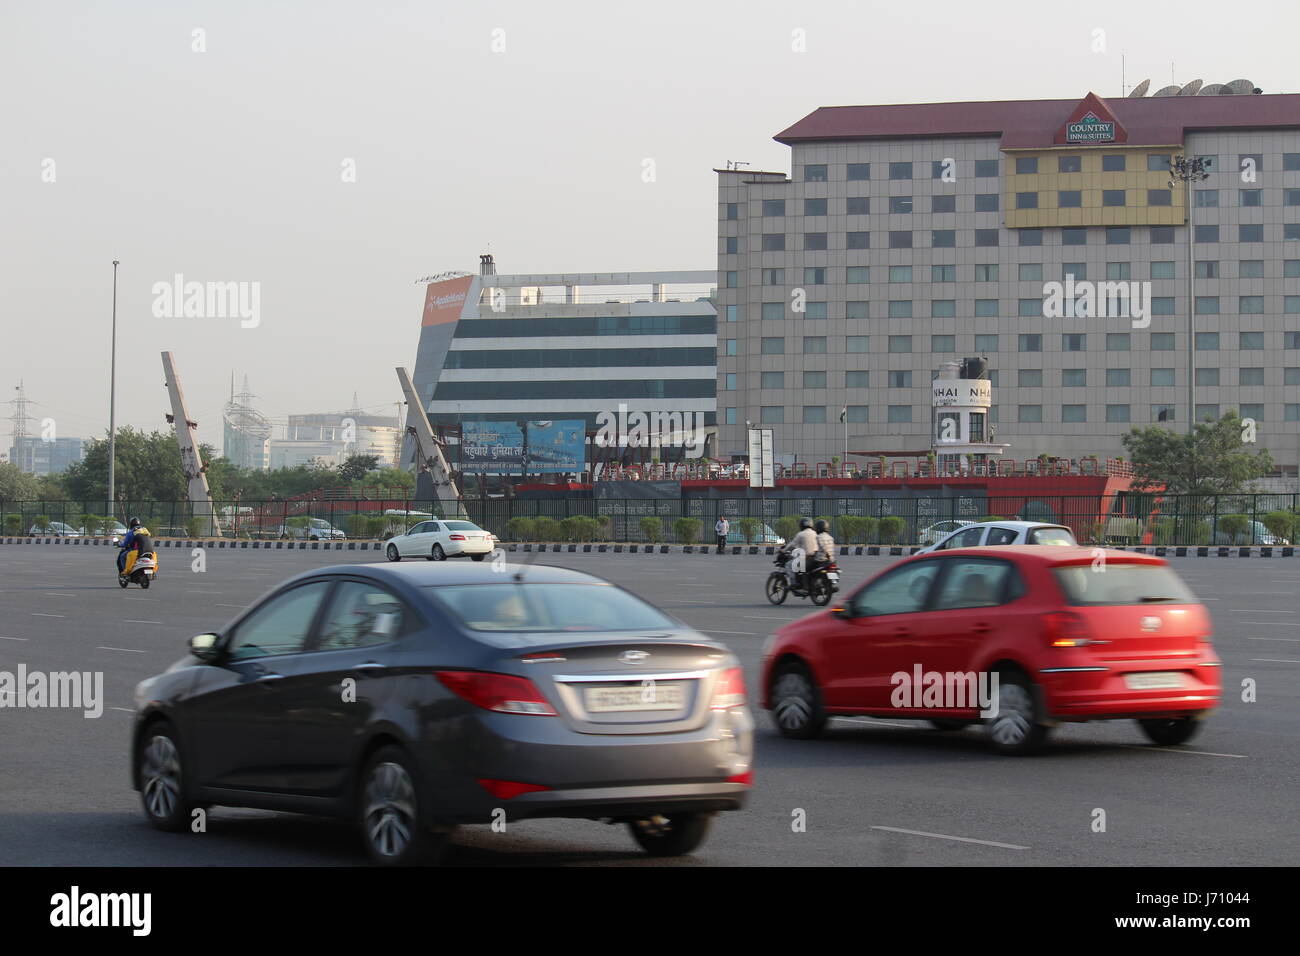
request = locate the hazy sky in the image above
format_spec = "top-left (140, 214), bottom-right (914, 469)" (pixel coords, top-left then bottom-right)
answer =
top-left (3, 0), bottom-right (1295, 454)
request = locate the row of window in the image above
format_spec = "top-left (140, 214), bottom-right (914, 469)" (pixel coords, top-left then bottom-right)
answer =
top-left (738, 224), bottom-right (1300, 254)
top-left (732, 367), bottom-right (1300, 390)
top-left (725, 403), bottom-right (1300, 425)
top-left (443, 347), bottom-right (716, 370)
top-left (788, 154), bottom-right (1300, 184)
top-left (720, 331), bottom-right (1300, 359)
top-left (739, 296), bottom-right (1300, 320)
top-left (724, 260), bottom-right (1300, 287)
top-left (432, 380), bottom-right (715, 400)
top-left (454, 315), bottom-right (716, 339)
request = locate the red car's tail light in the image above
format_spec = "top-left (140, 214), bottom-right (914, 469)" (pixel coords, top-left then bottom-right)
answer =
top-left (710, 667), bottom-right (747, 710)
top-left (1043, 611), bottom-right (1094, 647)
top-left (436, 671), bottom-right (557, 715)
top-left (477, 778), bottom-right (550, 799)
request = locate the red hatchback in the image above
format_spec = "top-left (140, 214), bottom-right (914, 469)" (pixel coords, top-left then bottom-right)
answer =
top-left (761, 546), bottom-right (1221, 755)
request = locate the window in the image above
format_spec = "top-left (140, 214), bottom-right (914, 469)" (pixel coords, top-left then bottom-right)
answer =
top-left (846, 301), bottom-right (869, 319)
top-left (889, 161), bottom-right (912, 180)
top-left (1152, 297), bottom-right (1175, 315)
top-left (932, 195), bottom-right (956, 213)
top-left (932, 264), bottom-right (956, 282)
top-left (1289, 296), bottom-right (1300, 313)
top-left (763, 268), bottom-right (784, 285)
top-left (888, 370), bottom-right (912, 387)
top-left (761, 337), bottom-right (784, 354)
top-left (1195, 155), bottom-right (1217, 172)
top-left (1195, 404), bottom-right (1220, 421)
top-left (1287, 154), bottom-right (1300, 171)
top-left (725, 305), bottom-right (738, 322)
top-left (1151, 261), bottom-right (1175, 279)
top-left (1289, 405), bottom-right (1300, 422)
top-left (847, 266), bottom-right (870, 284)
top-left (1238, 154), bottom-right (1263, 173)
top-left (318, 582), bottom-right (411, 650)
top-left (1240, 260), bottom-right (1264, 278)
top-left (1106, 226), bottom-right (1131, 244)
top-left (1147, 154), bottom-right (1171, 172)
top-left (804, 266), bottom-right (826, 285)
top-left (934, 558), bottom-right (1017, 611)
top-left (1287, 224), bottom-right (1300, 240)
top-left (1194, 189), bottom-right (1219, 208)
top-left (724, 373), bottom-right (736, 390)
top-left (1151, 332), bottom-right (1175, 350)
top-left (1240, 331), bottom-right (1265, 349)
top-left (1283, 368), bottom-right (1300, 385)
top-left (932, 334), bottom-right (955, 352)
top-left (931, 300), bottom-right (956, 318)
top-left (1103, 189), bottom-right (1126, 207)
top-left (889, 300), bottom-right (913, 318)
top-left (1015, 157), bottom-right (1038, 174)
top-left (760, 406), bottom-right (784, 424)
top-left (804, 197), bottom-right (827, 217)
top-left (1106, 405), bottom-right (1131, 423)
top-left (1195, 296), bottom-right (1219, 315)
top-left (1018, 368), bottom-right (1042, 387)
top-left (1019, 405), bottom-right (1043, 422)
top-left (1240, 224), bottom-right (1264, 243)
top-left (1106, 262), bottom-right (1131, 280)
top-left (1240, 367), bottom-right (1265, 386)
top-left (1151, 226), bottom-right (1174, 243)
top-left (1107, 333), bottom-right (1131, 351)
top-left (846, 405), bottom-right (869, 422)
top-left (804, 301), bottom-right (827, 319)
top-left (846, 335), bottom-right (869, 353)
top-left (847, 163), bottom-right (871, 180)
top-left (762, 199), bottom-right (785, 217)
top-left (228, 582), bottom-right (332, 661)
top-left (1018, 333), bottom-right (1042, 352)
top-left (974, 263), bottom-right (998, 282)
top-left (1019, 228), bottom-right (1043, 246)
top-left (847, 230), bottom-right (872, 249)
top-left (1062, 405), bottom-right (1087, 423)
top-left (725, 203), bottom-right (737, 220)
top-left (1018, 263), bottom-right (1042, 281)
top-left (976, 193), bottom-right (999, 212)
top-left (1063, 369), bottom-right (1086, 387)
top-left (887, 405), bottom-right (912, 423)
top-left (803, 336), bottom-right (827, 354)
top-left (1289, 191), bottom-right (1300, 206)
top-left (931, 160), bottom-right (951, 179)
top-left (724, 407), bottom-right (736, 425)
top-left (888, 335), bottom-right (912, 353)
top-left (974, 229), bottom-right (999, 247)
top-left (1240, 403), bottom-right (1264, 421)
top-left (725, 271), bottom-right (737, 288)
top-left (1195, 261), bottom-right (1219, 279)
top-left (1058, 155), bottom-right (1082, 173)
top-left (886, 231), bottom-right (910, 248)
top-left (850, 560), bottom-right (941, 617)
top-left (974, 159), bottom-right (999, 177)
top-left (1195, 368), bottom-right (1219, 386)
top-left (974, 299), bottom-right (998, 318)
top-left (1102, 154), bottom-right (1125, 172)
top-left (761, 302), bottom-right (783, 320)
top-left (975, 333), bottom-right (999, 352)
top-left (1018, 298), bottom-right (1041, 317)
top-left (761, 233), bottom-right (785, 251)
top-left (889, 265), bottom-right (912, 282)
top-left (1058, 190), bottom-right (1082, 208)
top-left (805, 164), bottom-right (827, 182)
top-left (1242, 189), bottom-right (1264, 207)
top-left (1151, 368), bottom-right (1175, 387)
top-left (846, 371), bottom-right (870, 387)
top-left (1063, 262), bottom-right (1086, 280)
top-left (724, 237), bottom-right (738, 254)
top-left (1062, 227), bottom-right (1086, 245)
top-left (805, 232), bottom-right (828, 250)
top-left (803, 406), bottom-right (826, 424)
top-left (1063, 333), bottom-right (1086, 352)
top-left (1148, 189), bottom-right (1172, 206)
top-left (932, 229), bottom-right (956, 247)
top-left (847, 196), bottom-right (870, 215)
top-left (889, 196), bottom-right (913, 214)
top-left (1195, 332), bottom-right (1219, 351)
top-left (1195, 225), bottom-right (1219, 243)
top-left (1240, 296), bottom-right (1264, 314)
top-left (1152, 404), bottom-right (1176, 423)
top-left (1106, 368), bottom-right (1131, 387)
top-left (724, 338), bottom-right (736, 356)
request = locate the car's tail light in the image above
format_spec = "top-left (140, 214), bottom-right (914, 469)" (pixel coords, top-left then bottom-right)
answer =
top-left (477, 778), bottom-right (550, 799)
top-left (448, 534), bottom-right (467, 541)
top-left (727, 770), bottom-right (753, 786)
top-left (1043, 611), bottom-right (1094, 647)
top-left (710, 667), bottom-right (746, 710)
top-left (436, 671), bottom-right (557, 715)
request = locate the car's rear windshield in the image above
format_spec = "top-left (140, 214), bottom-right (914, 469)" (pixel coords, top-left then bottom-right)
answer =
top-left (443, 521), bottom-right (481, 531)
top-left (424, 583), bottom-right (675, 632)
top-left (1028, 527), bottom-right (1075, 546)
top-left (1052, 565), bottom-right (1197, 606)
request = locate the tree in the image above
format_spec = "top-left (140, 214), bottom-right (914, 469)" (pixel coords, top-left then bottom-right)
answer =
top-left (1122, 410), bottom-right (1274, 496)
top-left (62, 428), bottom-right (208, 502)
top-left (338, 455), bottom-right (380, 484)
top-left (0, 462), bottom-right (40, 501)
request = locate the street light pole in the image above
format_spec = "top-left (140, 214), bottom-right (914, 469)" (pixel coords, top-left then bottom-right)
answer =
top-left (108, 259), bottom-right (119, 517)
top-left (1170, 156), bottom-right (1210, 435)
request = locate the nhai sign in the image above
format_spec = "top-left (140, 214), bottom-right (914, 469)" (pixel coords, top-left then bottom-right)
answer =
top-left (1066, 112), bottom-right (1116, 143)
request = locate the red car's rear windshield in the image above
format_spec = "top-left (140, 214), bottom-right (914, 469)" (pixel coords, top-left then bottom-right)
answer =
top-left (1052, 564), bottom-right (1197, 606)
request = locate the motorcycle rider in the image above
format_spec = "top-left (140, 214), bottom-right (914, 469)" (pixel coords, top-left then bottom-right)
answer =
top-left (117, 517), bottom-right (153, 576)
top-left (781, 517), bottom-right (819, 591)
top-left (808, 518), bottom-right (836, 584)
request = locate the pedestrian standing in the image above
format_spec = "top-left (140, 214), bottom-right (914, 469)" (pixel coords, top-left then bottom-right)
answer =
top-left (715, 516), bottom-right (729, 552)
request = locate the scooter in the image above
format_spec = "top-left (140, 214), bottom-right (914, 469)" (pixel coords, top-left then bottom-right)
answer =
top-left (112, 536), bottom-right (159, 589)
top-left (765, 551), bottom-right (839, 606)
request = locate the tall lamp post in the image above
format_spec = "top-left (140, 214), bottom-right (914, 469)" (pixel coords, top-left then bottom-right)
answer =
top-left (108, 260), bottom-right (119, 517)
top-left (1169, 156), bottom-right (1211, 435)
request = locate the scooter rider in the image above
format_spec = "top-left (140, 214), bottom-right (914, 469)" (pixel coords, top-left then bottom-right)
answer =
top-left (118, 517), bottom-right (152, 575)
top-left (781, 517), bottom-right (818, 590)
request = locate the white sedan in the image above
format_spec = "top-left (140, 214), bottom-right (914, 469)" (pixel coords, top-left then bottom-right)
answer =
top-left (917, 519), bottom-right (974, 546)
top-left (385, 519), bottom-right (497, 562)
top-left (917, 520), bottom-right (1076, 554)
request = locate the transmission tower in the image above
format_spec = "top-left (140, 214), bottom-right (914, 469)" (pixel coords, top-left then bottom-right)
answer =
top-left (6, 381), bottom-right (34, 464)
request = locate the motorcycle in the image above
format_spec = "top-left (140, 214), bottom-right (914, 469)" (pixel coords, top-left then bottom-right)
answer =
top-left (112, 535), bottom-right (158, 589)
top-left (766, 550), bottom-right (839, 606)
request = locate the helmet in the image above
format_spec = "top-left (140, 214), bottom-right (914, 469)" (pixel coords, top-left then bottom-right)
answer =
top-left (128, 517), bottom-right (142, 529)
top-left (814, 519), bottom-right (829, 534)
top-left (799, 517), bottom-right (813, 530)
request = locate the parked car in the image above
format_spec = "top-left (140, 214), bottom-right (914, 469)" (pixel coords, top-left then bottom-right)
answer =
top-left (917, 519), bottom-right (975, 546)
top-left (130, 563), bottom-right (752, 864)
top-left (29, 521), bottom-right (82, 537)
top-left (762, 546), bottom-right (1220, 755)
top-left (385, 519), bottom-right (496, 561)
top-left (1213, 520), bottom-right (1290, 546)
top-left (279, 518), bottom-right (347, 541)
top-left (80, 520), bottom-right (128, 537)
top-left (726, 523), bottom-right (785, 547)
top-left (917, 520), bottom-right (1075, 554)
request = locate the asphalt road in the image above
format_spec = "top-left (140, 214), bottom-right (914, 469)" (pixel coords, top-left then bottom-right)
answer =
top-left (1, 544), bottom-right (1296, 866)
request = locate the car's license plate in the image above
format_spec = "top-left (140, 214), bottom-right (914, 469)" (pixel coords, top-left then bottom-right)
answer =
top-left (1124, 671), bottom-right (1185, 690)
top-left (584, 683), bottom-right (686, 713)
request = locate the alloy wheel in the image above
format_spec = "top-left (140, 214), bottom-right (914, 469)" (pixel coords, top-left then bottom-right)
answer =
top-left (363, 761), bottom-right (417, 860)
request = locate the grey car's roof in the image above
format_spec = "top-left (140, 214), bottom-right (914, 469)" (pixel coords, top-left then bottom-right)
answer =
top-left (285, 561), bottom-right (606, 587)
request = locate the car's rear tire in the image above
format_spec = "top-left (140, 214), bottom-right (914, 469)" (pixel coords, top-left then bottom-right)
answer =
top-left (1137, 716), bottom-right (1202, 746)
top-left (627, 812), bottom-right (712, 856)
top-left (386, 544), bottom-right (400, 562)
top-left (985, 671), bottom-right (1050, 755)
top-left (765, 572), bottom-right (789, 605)
top-left (770, 663), bottom-right (826, 739)
top-left (470, 553), bottom-right (486, 561)
top-left (430, 544), bottom-right (445, 562)
top-left (928, 719), bottom-right (971, 731)
top-left (137, 721), bottom-right (194, 832)
top-left (358, 745), bottom-right (450, 866)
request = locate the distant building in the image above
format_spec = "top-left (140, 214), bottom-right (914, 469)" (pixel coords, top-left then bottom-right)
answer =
top-left (10, 437), bottom-right (85, 475)
top-left (266, 411), bottom-right (402, 471)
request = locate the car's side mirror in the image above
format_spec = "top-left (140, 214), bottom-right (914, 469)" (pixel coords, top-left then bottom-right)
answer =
top-left (189, 632), bottom-right (222, 662)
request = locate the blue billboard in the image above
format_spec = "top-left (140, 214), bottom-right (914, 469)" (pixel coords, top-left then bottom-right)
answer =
top-left (460, 420), bottom-right (586, 474)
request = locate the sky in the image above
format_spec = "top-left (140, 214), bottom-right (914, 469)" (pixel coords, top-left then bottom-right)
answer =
top-left (3, 0), bottom-right (1296, 455)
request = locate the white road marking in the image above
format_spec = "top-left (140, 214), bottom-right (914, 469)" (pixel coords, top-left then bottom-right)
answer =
top-left (1120, 745), bottom-right (1247, 758)
top-left (123, 620), bottom-right (165, 625)
top-left (110, 707), bottom-right (134, 713)
top-left (1238, 622), bottom-right (1300, 627)
top-left (1250, 658), bottom-right (1300, 663)
top-left (743, 614), bottom-right (800, 621)
top-left (870, 826), bottom-right (1028, 851)
top-left (1229, 609), bottom-right (1292, 613)
top-left (0, 636), bottom-right (29, 641)
top-left (215, 603), bottom-right (246, 608)
top-left (836, 717), bottom-right (924, 729)
top-left (96, 646), bottom-right (145, 653)
top-left (31, 613), bottom-right (65, 618)
top-left (1247, 637), bottom-right (1300, 641)
top-left (704, 629), bottom-right (757, 636)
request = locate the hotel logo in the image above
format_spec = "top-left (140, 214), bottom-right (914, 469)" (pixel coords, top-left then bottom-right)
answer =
top-left (1066, 112), bottom-right (1116, 143)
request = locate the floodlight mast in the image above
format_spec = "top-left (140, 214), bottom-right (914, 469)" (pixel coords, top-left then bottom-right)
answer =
top-left (1169, 155), bottom-right (1212, 435)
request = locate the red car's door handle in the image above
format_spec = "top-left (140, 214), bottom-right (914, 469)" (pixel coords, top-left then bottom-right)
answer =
top-left (971, 622), bottom-right (992, 634)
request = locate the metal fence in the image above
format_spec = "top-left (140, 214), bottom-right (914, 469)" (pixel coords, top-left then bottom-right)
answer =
top-left (4, 493), bottom-right (1298, 546)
